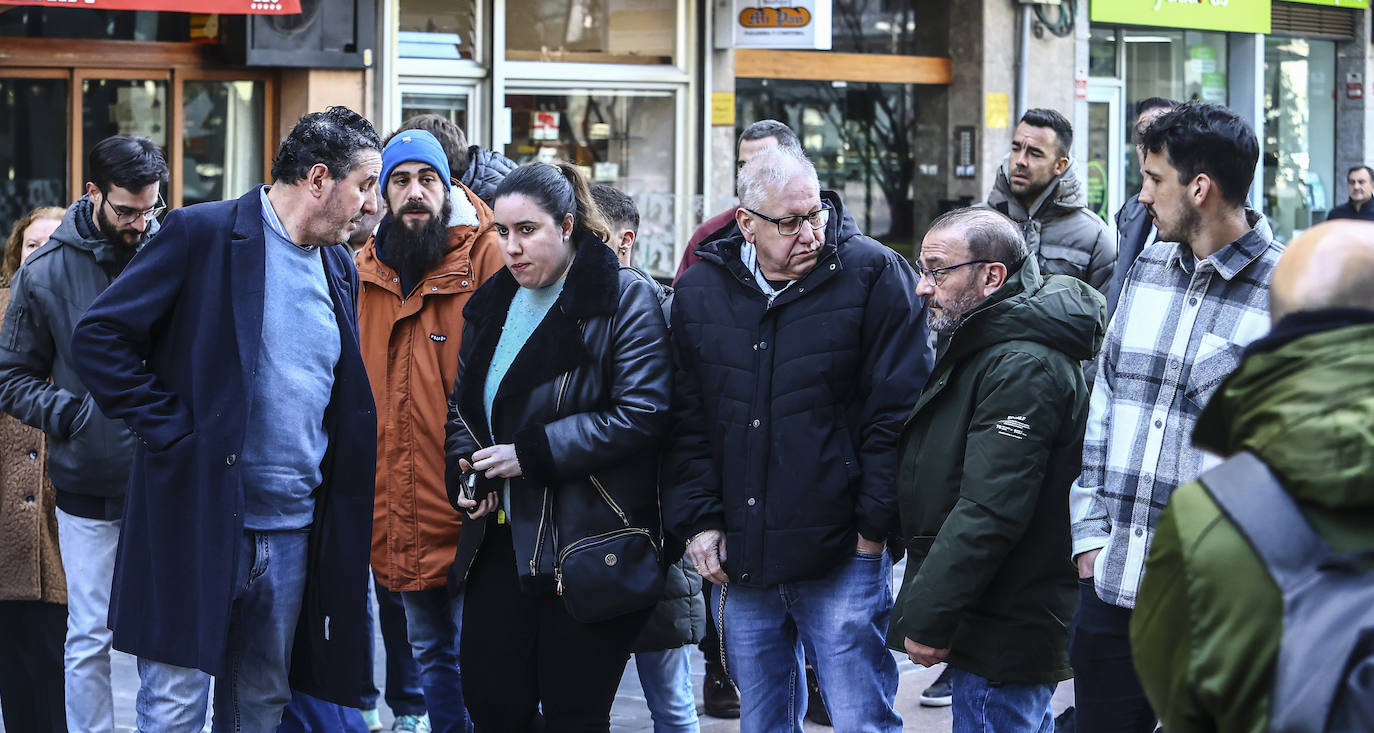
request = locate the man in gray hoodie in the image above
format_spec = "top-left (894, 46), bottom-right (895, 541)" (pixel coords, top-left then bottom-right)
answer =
top-left (0, 134), bottom-right (167, 733)
top-left (986, 108), bottom-right (1115, 294)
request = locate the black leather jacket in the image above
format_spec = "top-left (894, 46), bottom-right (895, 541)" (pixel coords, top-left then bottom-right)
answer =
top-left (444, 233), bottom-right (672, 597)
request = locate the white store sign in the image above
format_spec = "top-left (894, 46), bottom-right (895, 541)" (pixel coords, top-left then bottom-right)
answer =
top-left (732, 0), bottom-right (832, 50)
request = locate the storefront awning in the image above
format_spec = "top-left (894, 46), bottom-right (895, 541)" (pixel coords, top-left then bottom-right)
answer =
top-left (0, 0), bottom-right (300, 14)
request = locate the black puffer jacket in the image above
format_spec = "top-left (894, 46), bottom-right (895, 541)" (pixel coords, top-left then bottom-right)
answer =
top-left (458, 146), bottom-right (518, 206)
top-left (0, 197), bottom-right (145, 504)
top-left (444, 233), bottom-right (673, 600)
top-left (662, 190), bottom-right (933, 588)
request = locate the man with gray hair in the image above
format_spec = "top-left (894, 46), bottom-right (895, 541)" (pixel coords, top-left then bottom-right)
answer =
top-left (663, 146), bottom-right (931, 729)
top-left (673, 119), bottom-right (804, 284)
top-left (890, 207), bottom-right (1105, 731)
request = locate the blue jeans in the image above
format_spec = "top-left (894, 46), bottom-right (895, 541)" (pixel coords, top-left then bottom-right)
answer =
top-left (400, 587), bottom-right (471, 733)
top-left (56, 508), bottom-right (121, 733)
top-left (635, 647), bottom-right (700, 733)
top-left (949, 667), bottom-right (1054, 733)
top-left (363, 572), bottom-right (426, 716)
top-left (135, 531), bottom-right (310, 733)
top-left (713, 550), bottom-right (901, 733)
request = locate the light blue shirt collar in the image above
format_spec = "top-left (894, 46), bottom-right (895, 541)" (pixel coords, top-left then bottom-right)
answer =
top-left (260, 186), bottom-right (319, 252)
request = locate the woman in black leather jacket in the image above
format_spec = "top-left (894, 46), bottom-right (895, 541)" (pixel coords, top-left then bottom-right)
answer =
top-left (444, 162), bottom-right (672, 730)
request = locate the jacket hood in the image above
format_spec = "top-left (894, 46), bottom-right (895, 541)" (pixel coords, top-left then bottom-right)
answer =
top-left (1193, 315), bottom-right (1374, 510)
top-left (989, 155), bottom-right (1088, 221)
top-left (694, 189), bottom-right (858, 267)
top-left (938, 255), bottom-right (1106, 367)
top-left (46, 195), bottom-right (160, 261)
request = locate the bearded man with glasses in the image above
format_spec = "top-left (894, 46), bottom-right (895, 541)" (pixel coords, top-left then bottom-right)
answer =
top-left (663, 146), bottom-right (931, 731)
top-left (0, 134), bottom-right (168, 733)
top-left (890, 207), bottom-right (1105, 732)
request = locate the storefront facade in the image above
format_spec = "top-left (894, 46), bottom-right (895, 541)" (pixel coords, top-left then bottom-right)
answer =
top-left (1086, 0), bottom-right (1372, 242)
top-left (0, 0), bottom-right (371, 233)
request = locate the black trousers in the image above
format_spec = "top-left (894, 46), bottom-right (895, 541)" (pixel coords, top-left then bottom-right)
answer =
top-left (461, 524), bottom-right (651, 733)
top-left (1068, 578), bottom-right (1158, 733)
top-left (0, 600), bottom-right (68, 733)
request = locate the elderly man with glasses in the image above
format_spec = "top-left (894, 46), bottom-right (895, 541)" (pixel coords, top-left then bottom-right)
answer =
top-left (889, 206), bottom-right (1105, 732)
top-left (0, 134), bottom-right (168, 733)
top-left (663, 146), bottom-right (931, 731)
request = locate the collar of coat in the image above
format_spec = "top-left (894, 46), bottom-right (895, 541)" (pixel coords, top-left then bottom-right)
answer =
top-left (454, 231), bottom-right (621, 440)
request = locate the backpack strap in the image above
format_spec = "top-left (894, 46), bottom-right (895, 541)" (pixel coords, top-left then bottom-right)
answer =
top-left (1197, 451), bottom-right (1334, 593)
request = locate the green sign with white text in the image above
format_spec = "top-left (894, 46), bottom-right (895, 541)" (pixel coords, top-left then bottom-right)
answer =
top-left (1091, 0), bottom-right (1272, 34)
top-left (1284, 0), bottom-right (1369, 7)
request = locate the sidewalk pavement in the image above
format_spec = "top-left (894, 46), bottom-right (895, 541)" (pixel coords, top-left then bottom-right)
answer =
top-left (25, 561), bottom-right (1073, 732)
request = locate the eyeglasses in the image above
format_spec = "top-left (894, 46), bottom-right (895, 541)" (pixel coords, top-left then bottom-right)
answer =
top-left (743, 204), bottom-right (830, 237)
top-left (102, 194), bottom-right (166, 226)
top-left (914, 259), bottom-right (994, 286)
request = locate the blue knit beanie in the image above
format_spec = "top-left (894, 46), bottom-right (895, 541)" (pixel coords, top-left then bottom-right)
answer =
top-left (381, 129), bottom-right (452, 192)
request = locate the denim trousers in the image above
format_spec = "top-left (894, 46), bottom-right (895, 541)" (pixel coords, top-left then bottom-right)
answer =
top-left (362, 572), bottom-right (426, 716)
top-left (713, 550), bottom-right (902, 733)
top-left (400, 586), bottom-right (471, 733)
top-left (1068, 578), bottom-right (1157, 733)
top-left (635, 647), bottom-right (700, 733)
top-left (134, 530), bottom-right (310, 733)
top-left (948, 667), bottom-right (1055, 733)
top-left (56, 507), bottom-right (122, 733)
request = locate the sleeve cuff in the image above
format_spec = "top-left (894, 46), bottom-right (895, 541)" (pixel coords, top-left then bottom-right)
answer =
top-left (1071, 535), bottom-right (1109, 558)
top-left (856, 518), bottom-right (888, 545)
top-left (679, 515), bottom-right (726, 544)
top-left (513, 424), bottom-right (557, 487)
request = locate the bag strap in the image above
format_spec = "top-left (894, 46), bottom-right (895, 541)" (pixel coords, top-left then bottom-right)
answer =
top-left (1197, 451), bottom-right (1334, 594)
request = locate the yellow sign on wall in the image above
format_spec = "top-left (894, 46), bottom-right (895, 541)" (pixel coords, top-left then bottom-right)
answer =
top-left (985, 93), bottom-right (1010, 130)
top-left (712, 92), bottom-right (736, 127)
top-left (1090, 0), bottom-right (1271, 34)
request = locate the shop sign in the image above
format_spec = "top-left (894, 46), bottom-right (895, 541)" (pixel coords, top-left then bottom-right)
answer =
top-left (733, 0), bottom-right (832, 50)
top-left (1285, 0), bottom-right (1368, 7)
top-left (0, 0), bottom-right (299, 12)
top-left (1090, 0), bottom-right (1271, 34)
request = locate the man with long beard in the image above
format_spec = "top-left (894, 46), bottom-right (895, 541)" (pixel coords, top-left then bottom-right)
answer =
top-left (0, 134), bottom-right (166, 733)
top-left (355, 128), bottom-right (503, 733)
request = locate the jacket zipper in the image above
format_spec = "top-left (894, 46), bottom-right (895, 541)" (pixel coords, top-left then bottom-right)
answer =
top-left (533, 369), bottom-right (574, 577)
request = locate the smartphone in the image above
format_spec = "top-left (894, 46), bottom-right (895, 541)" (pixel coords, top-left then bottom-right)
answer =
top-left (460, 468), bottom-right (479, 502)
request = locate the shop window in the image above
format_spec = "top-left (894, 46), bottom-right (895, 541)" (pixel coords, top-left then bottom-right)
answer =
top-left (0, 6), bottom-right (190, 41)
top-left (0, 77), bottom-right (68, 229)
top-left (1122, 29), bottom-right (1228, 198)
top-left (829, 0), bottom-right (920, 55)
top-left (183, 81), bottom-right (265, 207)
top-left (504, 89), bottom-right (678, 275)
top-left (401, 90), bottom-right (471, 134)
top-left (1089, 27), bottom-right (1117, 78)
top-left (82, 78), bottom-right (169, 172)
top-left (1265, 37), bottom-right (1336, 242)
top-left (398, 0), bottom-right (476, 59)
top-left (505, 0), bottom-right (676, 64)
top-left (736, 78), bottom-right (918, 258)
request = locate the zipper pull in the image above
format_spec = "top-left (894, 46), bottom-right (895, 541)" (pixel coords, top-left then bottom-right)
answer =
top-left (529, 557), bottom-right (537, 575)
top-left (555, 567), bottom-right (564, 596)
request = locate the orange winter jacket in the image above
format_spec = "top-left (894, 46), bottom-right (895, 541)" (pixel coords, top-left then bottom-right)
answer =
top-left (357, 184), bottom-right (505, 592)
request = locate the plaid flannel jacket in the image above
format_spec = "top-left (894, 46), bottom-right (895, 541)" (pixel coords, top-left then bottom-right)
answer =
top-left (1069, 223), bottom-right (1283, 608)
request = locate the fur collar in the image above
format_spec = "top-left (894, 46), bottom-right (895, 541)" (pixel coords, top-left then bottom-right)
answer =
top-left (463, 229), bottom-right (620, 325)
top-left (456, 230), bottom-right (621, 443)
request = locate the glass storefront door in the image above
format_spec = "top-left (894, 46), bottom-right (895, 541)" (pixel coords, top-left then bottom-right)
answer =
top-left (1086, 84), bottom-right (1124, 224)
top-left (1264, 37), bottom-right (1336, 242)
top-left (504, 87), bottom-right (679, 276)
top-left (0, 75), bottom-right (68, 228)
top-left (182, 80), bottom-right (265, 207)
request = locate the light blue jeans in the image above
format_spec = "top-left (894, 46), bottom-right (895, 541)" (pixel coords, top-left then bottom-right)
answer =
top-left (713, 550), bottom-right (901, 733)
top-left (135, 531), bottom-right (310, 733)
top-left (949, 667), bottom-right (1055, 733)
top-left (400, 587), bottom-right (472, 733)
top-left (55, 507), bottom-right (121, 733)
top-left (635, 647), bottom-right (700, 733)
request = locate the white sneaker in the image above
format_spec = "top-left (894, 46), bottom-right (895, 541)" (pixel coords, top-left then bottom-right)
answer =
top-left (360, 708), bottom-right (383, 731)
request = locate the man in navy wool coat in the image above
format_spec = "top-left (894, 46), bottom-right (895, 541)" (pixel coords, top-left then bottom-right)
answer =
top-left (71, 106), bottom-right (382, 732)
